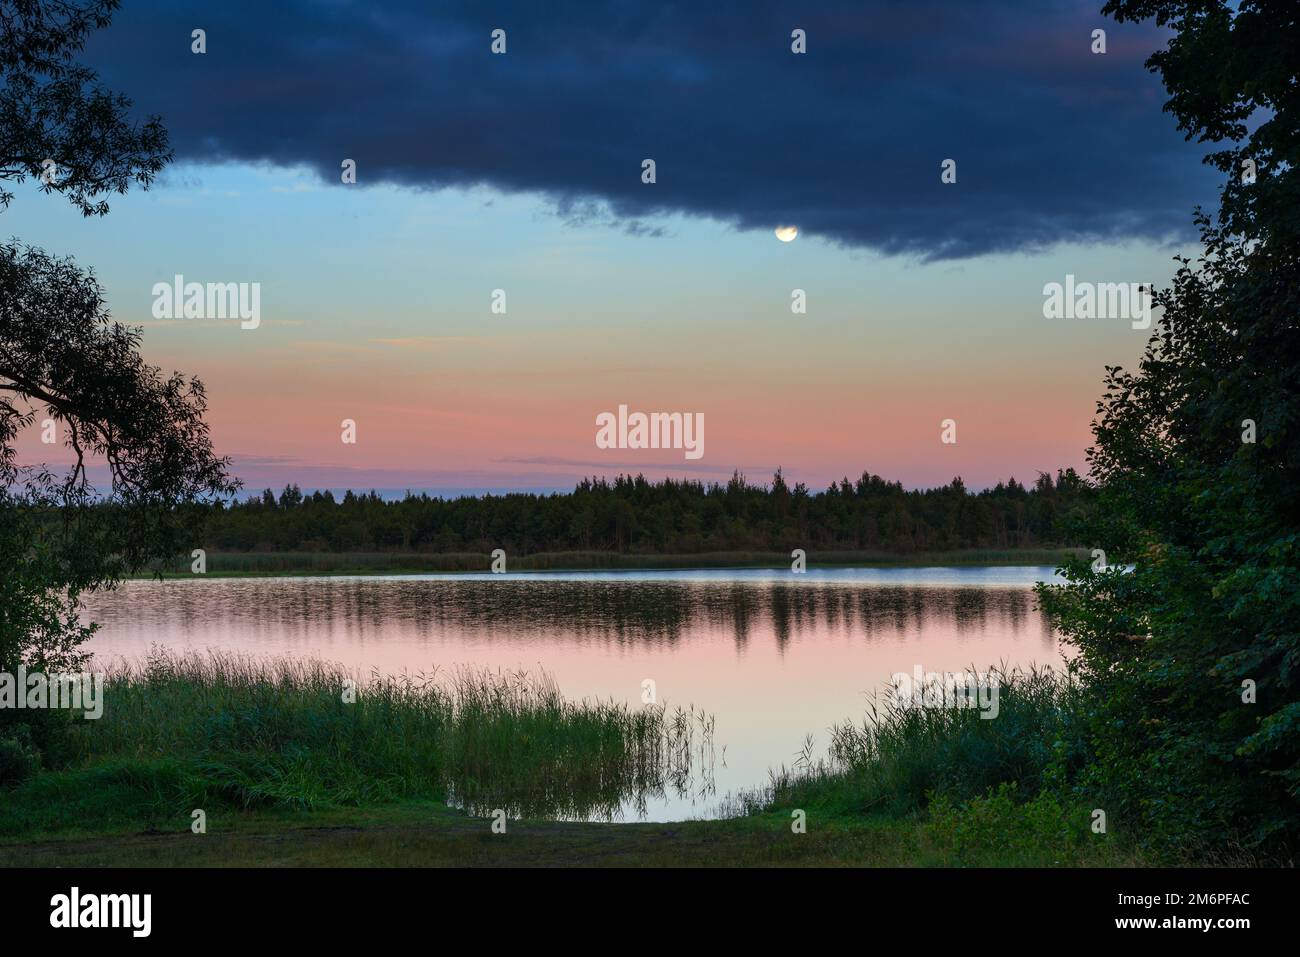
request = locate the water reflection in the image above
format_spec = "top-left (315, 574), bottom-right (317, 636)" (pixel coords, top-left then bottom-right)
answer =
top-left (452, 701), bottom-right (719, 823)
top-left (82, 571), bottom-right (1063, 821)
top-left (85, 577), bottom-right (1056, 654)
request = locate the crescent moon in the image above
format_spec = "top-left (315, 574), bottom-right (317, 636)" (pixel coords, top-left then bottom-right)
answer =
top-left (774, 225), bottom-right (798, 242)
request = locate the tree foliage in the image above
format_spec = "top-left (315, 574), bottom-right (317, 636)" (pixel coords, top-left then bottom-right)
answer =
top-left (1, 2), bottom-right (233, 681)
top-left (0, 0), bottom-right (170, 216)
top-left (195, 470), bottom-right (1089, 557)
top-left (1040, 0), bottom-right (1299, 853)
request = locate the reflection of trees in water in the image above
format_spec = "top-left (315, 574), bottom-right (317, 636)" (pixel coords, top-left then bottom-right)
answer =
top-left (90, 579), bottom-right (1054, 653)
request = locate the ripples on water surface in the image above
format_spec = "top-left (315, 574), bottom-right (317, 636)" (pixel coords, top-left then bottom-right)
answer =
top-left (83, 567), bottom-right (1067, 821)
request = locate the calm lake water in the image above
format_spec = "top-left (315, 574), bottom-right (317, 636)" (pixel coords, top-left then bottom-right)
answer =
top-left (81, 566), bottom-right (1067, 821)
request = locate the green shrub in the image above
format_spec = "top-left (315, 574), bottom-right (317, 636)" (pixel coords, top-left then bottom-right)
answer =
top-left (926, 783), bottom-right (1095, 864)
top-left (0, 724), bottom-right (41, 789)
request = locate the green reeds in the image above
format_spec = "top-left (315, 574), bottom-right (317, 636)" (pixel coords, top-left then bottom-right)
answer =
top-left (52, 649), bottom-right (714, 821)
top-left (724, 664), bottom-right (1087, 820)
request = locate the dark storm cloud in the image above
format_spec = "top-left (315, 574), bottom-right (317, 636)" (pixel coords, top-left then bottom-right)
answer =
top-left (84, 0), bottom-right (1215, 259)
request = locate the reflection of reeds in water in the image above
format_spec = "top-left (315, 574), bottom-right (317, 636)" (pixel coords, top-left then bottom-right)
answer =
top-left (447, 674), bottom-right (717, 821)
top-left (61, 649), bottom-right (714, 822)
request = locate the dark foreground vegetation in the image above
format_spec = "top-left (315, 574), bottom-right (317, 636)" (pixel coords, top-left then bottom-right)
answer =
top-left (1032, 0), bottom-right (1300, 861)
top-left (4, 658), bottom-right (1268, 866)
top-left (1, 654), bottom-right (1148, 867)
top-left (0, 651), bottom-right (713, 826)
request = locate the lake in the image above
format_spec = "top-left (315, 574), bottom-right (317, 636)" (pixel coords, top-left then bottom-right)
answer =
top-left (81, 566), bottom-right (1068, 821)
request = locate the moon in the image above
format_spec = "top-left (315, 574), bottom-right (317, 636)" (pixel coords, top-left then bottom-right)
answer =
top-left (774, 225), bottom-right (798, 243)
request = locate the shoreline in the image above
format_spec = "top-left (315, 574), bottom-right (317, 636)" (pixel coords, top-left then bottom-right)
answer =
top-left (0, 800), bottom-right (1146, 868)
top-left (131, 547), bottom-right (1088, 579)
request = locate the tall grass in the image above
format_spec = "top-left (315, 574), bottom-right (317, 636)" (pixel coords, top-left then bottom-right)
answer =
top-left (724, 665), bottom-right (1089, 820)
top-left (50, 649), bottom-right (713, 821)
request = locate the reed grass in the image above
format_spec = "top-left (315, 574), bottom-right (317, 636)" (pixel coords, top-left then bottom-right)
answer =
top-left (37, 649), bottom-right (713, 823)
top-left (724, 664), bottom-right (1089, 821)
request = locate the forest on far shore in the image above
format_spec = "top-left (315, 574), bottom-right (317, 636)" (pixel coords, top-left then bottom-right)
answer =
top-left (196, 469), bottom-right (1092, 556)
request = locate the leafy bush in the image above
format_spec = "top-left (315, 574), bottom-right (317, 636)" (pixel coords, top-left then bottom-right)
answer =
top-left (926, 783), bottom-right (1096, 865)
top-left (0, 724), bottom-right (41, 789)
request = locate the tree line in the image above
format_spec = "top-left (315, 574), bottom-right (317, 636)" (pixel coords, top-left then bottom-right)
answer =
top-left (197, 469), bottom-right (1092, 555)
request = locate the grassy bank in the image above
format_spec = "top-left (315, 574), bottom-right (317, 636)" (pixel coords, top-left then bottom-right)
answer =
top-left (0, 798), bottom-right (1145, 867)
top-left (726, 665), bottom-right (1143, 865)
top-left (0, 652), bottom-right (713, 830)
top-left (136, 547), bottom-right (1088, 578)
top-left (0, 652), bottom-right (1156, 866)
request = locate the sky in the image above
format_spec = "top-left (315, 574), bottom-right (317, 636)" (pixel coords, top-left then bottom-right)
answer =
top-left (8, 0), bottom-right (1221, 496)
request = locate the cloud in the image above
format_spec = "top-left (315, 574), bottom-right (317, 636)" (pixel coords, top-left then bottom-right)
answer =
top-left (85, 0), bottom-right (1216, 260)
top-left (369, 336), bottom-right (502, 349)
top-left (495, 455), bottom-right (756, 475)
